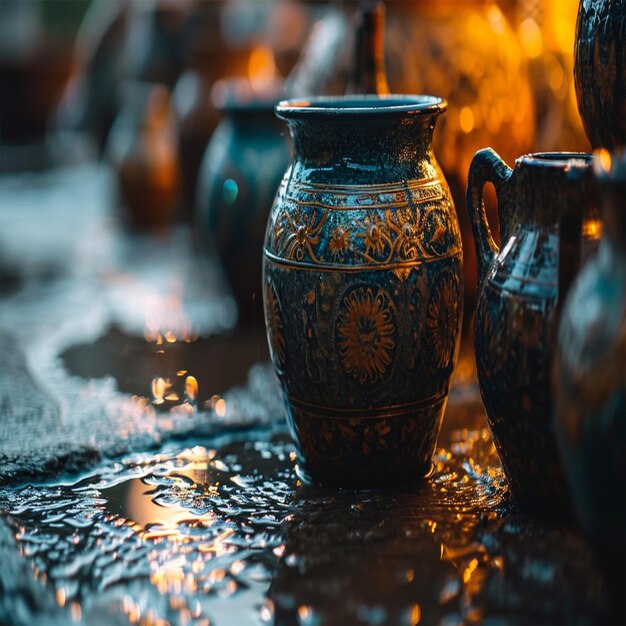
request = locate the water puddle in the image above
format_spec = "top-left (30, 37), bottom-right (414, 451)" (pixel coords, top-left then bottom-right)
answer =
top-left (0, 423), bottom-right (609, 625)
top-left (2, 431), bottom-right (295, 626)
top-left (61, 325), bottom-right (269, 404)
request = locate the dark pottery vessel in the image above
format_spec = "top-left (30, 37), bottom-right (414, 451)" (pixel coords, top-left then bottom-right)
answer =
top-left (574, 0), bottom-right (626, 151)
top-left (106, 81), bottom-right (180, 232)
top-left (467, 149), bottom-right (598, 519)
top-left (172, 70), bottom-right (219, 222)
top-left (263, 96), bottom-right (463, 487)
top-left (195, 80), bottom-right (290, 325)
top-left (553, 149), bottom-right (625, 614)
top-left (55, 0), bottom-right (130, 153)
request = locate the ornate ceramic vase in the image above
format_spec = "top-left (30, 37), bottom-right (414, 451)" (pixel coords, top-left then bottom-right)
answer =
top-left (467, 149), bottom-right (597, 518)
top-left (263, 96), bottom-right (463, 487)
top-left (553, 150), bottom-right (625, 604)
top-left (195, 81), bottom-right (290, 324)
top-left (574, 0), bottom-right (626, 151)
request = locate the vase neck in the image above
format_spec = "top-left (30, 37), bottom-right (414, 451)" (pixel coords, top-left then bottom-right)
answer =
top-left (347, 0), bottom-right (390, 96)
top-left (286, 115), bottom-right (437, 172)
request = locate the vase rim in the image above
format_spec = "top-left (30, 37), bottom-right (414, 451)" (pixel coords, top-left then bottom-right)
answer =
top-left (516, 151), bottom-right (592, 170)
top-left (276, 95), bottom-right (447, 119)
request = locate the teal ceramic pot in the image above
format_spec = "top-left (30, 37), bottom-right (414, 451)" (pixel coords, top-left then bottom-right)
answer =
top-left (553, 150), bottom-right (625, 610)
top-left (467, 149), bottom-right (597, 519)
top-left (263, 96), bottom-right (463, 487)
top-left (195, 82), bottom-right (290, 324)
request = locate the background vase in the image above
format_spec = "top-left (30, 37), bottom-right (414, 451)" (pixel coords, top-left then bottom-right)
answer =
top-left (106, 81), bottom-right (180, 232)
top-left (553, 149), bottom-right (625, 618)
top-left (172, 70), bottom-right (219, 223)
top-left (574, 0), bottom-right (626, 151)
top-left (194, 79), bottom-right (290, 326)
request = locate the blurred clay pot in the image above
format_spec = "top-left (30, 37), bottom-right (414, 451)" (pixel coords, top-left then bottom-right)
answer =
top-left (195, 79), bottom-right (290, 325)
top-left (172, 70), bottom-right (219, 222)
top-left (106, 81), bottom-right (180, 231)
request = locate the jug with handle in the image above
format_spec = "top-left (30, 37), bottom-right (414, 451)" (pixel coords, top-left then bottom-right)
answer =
top-left (466, 149), bottom-right (597, 518)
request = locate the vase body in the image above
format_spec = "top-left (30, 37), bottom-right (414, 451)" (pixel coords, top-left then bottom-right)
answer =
top-left (574, 0), bottom-right (626, 151)
top-left (195, 92), bottom-right (290, 324)
top-left (106, 81), bottom-right (180, 231)
top-left (467, 149), bottom-right (597, 518)
top-left (173, 70), bottom-right (219, 222)
top-left (553, 151), bottom-right (625, 600)
top-left (263, 96), bottom-right (463, 487)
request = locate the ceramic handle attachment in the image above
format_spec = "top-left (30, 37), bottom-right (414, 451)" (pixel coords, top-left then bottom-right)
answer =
top-left (466, 148), bottom-right (513, 287)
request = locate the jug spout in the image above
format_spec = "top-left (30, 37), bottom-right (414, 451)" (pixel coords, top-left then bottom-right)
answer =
top-left (466, 148), bottom-right (513, 287)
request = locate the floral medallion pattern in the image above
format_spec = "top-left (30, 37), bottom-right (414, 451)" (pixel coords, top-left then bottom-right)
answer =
top-left (336, 287), bottom-right (396, 384)
top-left (426, 273), bottom-right (460, 370)
top-left (272, 203), bottom-right (328, 262)
top-left (328, 225), bottom-right (352, 260)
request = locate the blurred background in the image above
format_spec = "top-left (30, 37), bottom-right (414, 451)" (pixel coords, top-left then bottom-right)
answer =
top-left (0, 0), bottom-right (590, 333)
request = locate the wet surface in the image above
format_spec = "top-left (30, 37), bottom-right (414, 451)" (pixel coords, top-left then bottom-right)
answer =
top-left (0, 412), bottom-right (613, 626)
top-left (61, 325), bottom-right (269, 405)
top-left (0, 164), bottom-right (618, 625)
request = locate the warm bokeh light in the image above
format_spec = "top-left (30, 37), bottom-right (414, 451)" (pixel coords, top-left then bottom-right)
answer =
top-left (248, 45), bottom-right (277, 94)
top-left (519, 18), bottom-right (543, 58)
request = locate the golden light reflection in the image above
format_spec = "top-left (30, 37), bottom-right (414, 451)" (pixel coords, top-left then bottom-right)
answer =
top-left (408, 603), bottom-right (421, 626)
top-left (143, 294), bottom-right (198, 345)
top-left (519, 18), bottom-right (543, 58)
top-left (596, 147), bottom-right (612, 174)
top-left (260, 599), bottom-right (275, 622)
top-left (214, 398), bottom-right (226, 418)
top-left (56, 587), bottom-right (66, 607)
top-left (185, 376), bottom-right (198, 403)
top-left (123, 481), bottom-right (217, 540)
top-left (111, 447), bottom-right (242, 625)
top-left (298, 605), bottom-right (313, 622)
top-left (151, 377), bottom-right (170, 405)
top-left (441, 541), bottom-right (495, 622)
top-left (582, 219), bottom-right (602, 240)
top-left (248, 45), bottom-right (277, 94)
top-left (459, 106), bottom-right (475, 134)
top-left (70, 602), bottom-right (81, 622)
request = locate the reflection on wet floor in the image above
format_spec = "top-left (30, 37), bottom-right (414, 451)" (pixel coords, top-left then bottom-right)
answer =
top-left (0, 418), bottom-right (612, 626)
top-left (61, 325), bottom-right (269, 407)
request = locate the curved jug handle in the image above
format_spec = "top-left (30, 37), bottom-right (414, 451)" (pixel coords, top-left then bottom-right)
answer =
top-left (466, 148), bottom-right (513, 287)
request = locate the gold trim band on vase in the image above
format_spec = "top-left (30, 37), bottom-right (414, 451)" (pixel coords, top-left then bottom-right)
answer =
top-left (264, 248), bottom-right (462, 272)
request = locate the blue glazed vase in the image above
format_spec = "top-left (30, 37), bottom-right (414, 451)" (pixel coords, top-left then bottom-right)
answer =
top-left (553, 150), bottom-right (625, 609)
top-left (467, 149), bottom-right (598, 518)
top-left (195, 83), bottom-right (290, 324)
top-left (263, 96), bottom-right (463, 487)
